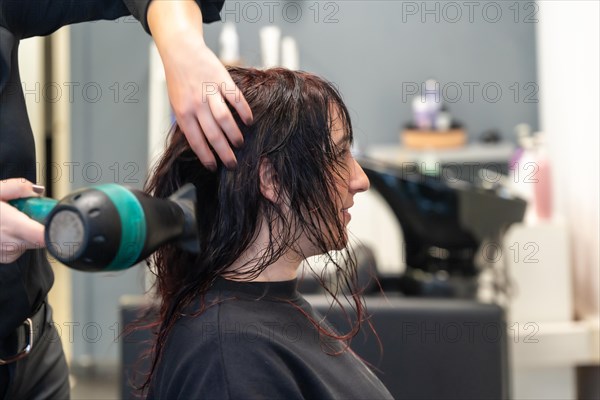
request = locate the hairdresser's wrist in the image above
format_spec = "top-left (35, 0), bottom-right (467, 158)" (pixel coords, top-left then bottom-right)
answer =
top-left (147, 0), bottom-right (205, 46)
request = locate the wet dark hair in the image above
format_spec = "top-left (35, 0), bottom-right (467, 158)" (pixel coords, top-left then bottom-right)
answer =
top-left (141, 67), bottom-right (367, 390)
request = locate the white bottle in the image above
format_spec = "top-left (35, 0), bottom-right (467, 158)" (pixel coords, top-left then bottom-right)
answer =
top-left (259, 25), bottom-right (281, 68)
top-left (281, 36), bottom-right (299, 70)
top-left (219, 22), bottom-right (240, 65)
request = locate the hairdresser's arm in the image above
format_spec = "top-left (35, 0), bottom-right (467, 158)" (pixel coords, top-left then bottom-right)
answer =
top-left (147, 1), bottom-right (253, 171)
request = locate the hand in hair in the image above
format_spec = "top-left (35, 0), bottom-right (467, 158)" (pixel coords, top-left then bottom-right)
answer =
top-left (148, 1), bottom-right (253, 171)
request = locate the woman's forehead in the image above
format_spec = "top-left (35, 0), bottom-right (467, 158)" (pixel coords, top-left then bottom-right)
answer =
top-left (329, 106), bottom-right (351, 145)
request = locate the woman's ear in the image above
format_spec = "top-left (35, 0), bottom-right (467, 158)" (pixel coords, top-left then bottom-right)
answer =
top-left (259, 158), bottom-right (279, 203)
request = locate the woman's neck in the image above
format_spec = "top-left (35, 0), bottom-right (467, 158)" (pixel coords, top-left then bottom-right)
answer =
top-left (223, 220), bottom-right (304, 282)
top-left (223, 245), bottom-right (302, 282)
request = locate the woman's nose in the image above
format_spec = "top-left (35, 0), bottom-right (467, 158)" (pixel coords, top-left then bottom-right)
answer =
top-left (350, 159), bottom-right (370, 194)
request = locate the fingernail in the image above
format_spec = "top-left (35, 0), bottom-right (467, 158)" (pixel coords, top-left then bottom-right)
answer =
top-left (235, 138), bottom-right (244, 148)
top-left (32, 184), bottom-right (45, 194)
top-left (207, 163), bottom-right (217, 172)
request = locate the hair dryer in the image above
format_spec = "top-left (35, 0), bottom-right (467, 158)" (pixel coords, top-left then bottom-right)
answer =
top-left (9, 184), bottom-right (198, 272)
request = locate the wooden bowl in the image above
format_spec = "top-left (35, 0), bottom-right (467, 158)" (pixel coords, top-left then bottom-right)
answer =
top-left (401, 129), bottom-right (467, 149)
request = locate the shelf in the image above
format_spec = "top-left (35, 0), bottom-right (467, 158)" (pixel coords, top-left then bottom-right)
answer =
top-left (510, 319), bottom-right (600, 367)
top-left (365, 143), bottom-right (515, 164)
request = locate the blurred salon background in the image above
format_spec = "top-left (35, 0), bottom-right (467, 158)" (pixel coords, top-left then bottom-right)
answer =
top-left (19, 1), bottom-right (598, 399)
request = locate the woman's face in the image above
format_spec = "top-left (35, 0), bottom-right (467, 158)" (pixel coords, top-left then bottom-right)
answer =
top-left (327, 110), bottom-right (370, 247)
top-left (273, 107), bottom-right (370, 259)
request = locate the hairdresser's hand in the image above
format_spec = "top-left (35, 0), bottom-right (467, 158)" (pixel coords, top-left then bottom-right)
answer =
top-left (148, 0), bottom-right (253, 171)
top-left (0, 179), bottom-right (45, 264)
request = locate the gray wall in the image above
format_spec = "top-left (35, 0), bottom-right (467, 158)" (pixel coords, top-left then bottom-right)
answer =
top-left (68, 1), bottom-right (538, 366)
top-left (204, 1), bottom-right (539, 147)
top-left (69, 17), bottom-right (150, 369)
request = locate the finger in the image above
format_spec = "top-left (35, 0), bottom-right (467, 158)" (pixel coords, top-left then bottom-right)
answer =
top-left (13, 210), bottom-right (45, 248)
top-left (223, 81), bottom-right (253, 126)
top-left (208, 94), bottom-right (244, 148)
top-left (197, 106), bottom-right (238, 169)
top-left (0, 178), bottom-right (40, 201)
top-left (178, 115), bottom-right (217, 171)
top-left (0, 201), bottom-right (45, 248)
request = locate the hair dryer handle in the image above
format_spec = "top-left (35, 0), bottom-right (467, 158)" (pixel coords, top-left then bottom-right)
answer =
top-left (8, 197), bottom-right (58, 223)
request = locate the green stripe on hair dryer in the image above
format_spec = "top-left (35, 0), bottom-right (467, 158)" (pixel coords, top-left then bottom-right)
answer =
top-left (9, 184), bottom-right (198, 272)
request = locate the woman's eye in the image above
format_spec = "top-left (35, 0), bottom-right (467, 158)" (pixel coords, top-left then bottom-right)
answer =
top-left (336, 147), bottom-right (349, 158)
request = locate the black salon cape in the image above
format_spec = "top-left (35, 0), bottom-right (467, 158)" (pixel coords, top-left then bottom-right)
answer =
top-left (0, 0), bottom-right (223, 339)
top-left (148, 278), bottom-right (394, 400)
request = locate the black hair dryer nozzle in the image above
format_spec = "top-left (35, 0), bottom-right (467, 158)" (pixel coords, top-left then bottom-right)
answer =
top-left (43, 183), bottom-right (198, 272)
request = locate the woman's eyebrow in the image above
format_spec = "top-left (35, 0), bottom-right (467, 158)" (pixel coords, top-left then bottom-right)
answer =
top-left (335, 133), bottom-right (352, 147)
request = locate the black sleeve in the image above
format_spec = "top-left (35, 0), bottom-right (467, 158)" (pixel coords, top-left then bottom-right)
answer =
top-left (124, 0), bottom-right (224, 34)
top-left (0, 0), bottom-right (129, 38)
top-left (0, 0), bottom-right (224, 39)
